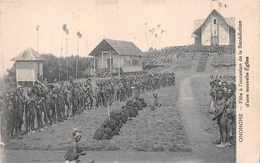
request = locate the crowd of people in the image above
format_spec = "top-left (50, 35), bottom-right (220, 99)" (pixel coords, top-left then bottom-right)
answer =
top-left (209, 74), bottom-right (236, 148)
top-left (95, 68), bottom-right (123, 78)
top-left (0, 71), bottom-right (175, 146)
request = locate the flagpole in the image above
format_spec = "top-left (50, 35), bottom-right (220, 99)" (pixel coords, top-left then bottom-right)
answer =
top-left (218, 2), bottom-right (219, 12)
top-left (211, 0), bottom-right (212, 12)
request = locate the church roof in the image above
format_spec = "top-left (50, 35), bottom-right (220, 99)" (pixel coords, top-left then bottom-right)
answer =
top-left (191, 9), bottom-right (235, 37)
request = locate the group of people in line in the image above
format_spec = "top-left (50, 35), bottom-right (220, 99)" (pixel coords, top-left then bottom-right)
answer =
top-left (0, 71), bottom-right (175, 147)
top-left (209, 74), bottom-right (236, 148)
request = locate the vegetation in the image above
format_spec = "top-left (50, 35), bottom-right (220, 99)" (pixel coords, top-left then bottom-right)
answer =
top-left (4, 54), bottom-right (94, 88)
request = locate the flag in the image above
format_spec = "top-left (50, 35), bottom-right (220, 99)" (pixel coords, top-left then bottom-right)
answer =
top-left (219, 2), bottom-right (227, 8)
top-left (219, 2), bottom-right (222, 7)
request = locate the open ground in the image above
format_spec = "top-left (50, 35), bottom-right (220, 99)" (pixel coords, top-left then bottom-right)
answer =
top-left (1, 69), bottom-right (236, 163)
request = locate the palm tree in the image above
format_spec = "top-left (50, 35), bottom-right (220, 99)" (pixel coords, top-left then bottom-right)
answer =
top-left (59, 24), bottom-right (68, 81)
top-left (76, 31), bottom-right (82, 79)
top-left (65, 28), bottom-right (69, 81)
top-left (36, 25), bottom-right (40, 52)
top-left (158, 29), bottom-right (165, 49)
top-left (149, 28), bottom-right (155, 49)
top-left (154, 24), bottom-right (161, 50)
top-left (145, 23), bottom-right (149, 50)
top-left (154, 33), bottom-right (158, 50)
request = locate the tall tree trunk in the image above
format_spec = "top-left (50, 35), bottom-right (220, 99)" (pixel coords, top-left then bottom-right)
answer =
top-left (76, 38), bottom-right (79, 79)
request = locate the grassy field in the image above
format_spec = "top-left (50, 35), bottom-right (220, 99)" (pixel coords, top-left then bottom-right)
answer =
top-left (5, 52), bottom-right (236, 155)
top-left (6, 77), bottom-right (191, 152)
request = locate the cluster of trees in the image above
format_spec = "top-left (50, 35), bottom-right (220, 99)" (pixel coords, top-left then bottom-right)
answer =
top-left (1, 23), bottom-right (89, 89)
top-left (145, 23), bottom-right (165, 51)
top-left (42, 54), bottom-right (94, 83)
top-left (3, 54), bottom-right (95, 88)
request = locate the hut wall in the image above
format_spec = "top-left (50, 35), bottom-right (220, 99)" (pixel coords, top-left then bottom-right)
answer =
top-left (195, 36), bottom-right (202, 45)
top-left (201, 16), bottom-right (212, 45)
top-left (97, 53), bottom-right (122, 69)
top-left (123, 56), bottom-right (141, 67)
top-left (201, 14), bottom-right (230, 45)
top-left (229, 27), bottom-right (235, 45)
top-left (16, 61), bottom-right (35, 86)
top-left (218, 18), bottom-right (229, 45)
top-left (33, 62), bottom-right (44, 80)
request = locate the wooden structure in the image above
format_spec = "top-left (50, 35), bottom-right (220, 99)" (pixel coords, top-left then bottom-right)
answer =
top-left (191, 9), bottom-right (235, 45)
top-left (89, 38), bottom-right (143, 74)
top-left (11, 47), bottom-right (47, 86)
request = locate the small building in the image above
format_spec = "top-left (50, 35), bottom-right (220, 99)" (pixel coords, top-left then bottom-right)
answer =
top-left (11, 47), bottom-right (47, 86)
top-left (191, 9), bottom-right (235, 45)
top-left (89, 38), bottom-right (143, 74)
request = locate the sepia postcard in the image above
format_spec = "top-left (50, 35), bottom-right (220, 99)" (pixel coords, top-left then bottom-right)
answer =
top-left (0, 0), bottom-right (259, 163)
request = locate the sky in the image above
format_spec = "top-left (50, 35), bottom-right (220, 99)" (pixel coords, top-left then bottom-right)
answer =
top-left (0, 0), bottom-right (239, 75)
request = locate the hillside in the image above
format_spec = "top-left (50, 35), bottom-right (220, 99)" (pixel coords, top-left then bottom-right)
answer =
top-left (142, 45), bottom-right (235, 75)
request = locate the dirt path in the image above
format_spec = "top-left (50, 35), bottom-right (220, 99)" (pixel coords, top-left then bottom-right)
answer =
top-left (177, 75), bottom-right (235, 163)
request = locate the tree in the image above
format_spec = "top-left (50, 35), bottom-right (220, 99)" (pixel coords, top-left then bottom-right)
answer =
top-left (149, 28), bottom-right (155, 49)
top-left (76, 31), bottom-right (82, 79)
top-left (59, 24), bottom-right (68, 81)
top-left (42, 54), bottom-right (60, 82)
top-left (5, 64), bottom-right (16, 88)
top-left (145, 22), bottom-right (149, 50)
top-left (65, 26), bottom-right (69, 81)
top-left (36, 25), bottom-right (40, 52)
top-left (158, 29), bottom-right (165, 50)
top-left (148, 24), bottom-right (165, 50)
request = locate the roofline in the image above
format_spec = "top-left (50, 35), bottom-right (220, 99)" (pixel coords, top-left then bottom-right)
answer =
top-left (93, 54), bottom-right (143, 57)
top-left (104, 38), bottom-right (122, 56)
top-left (10, 58), bottom-right (48, 62)
top-left (192, 9), bottom-right (235, 35)
top-left (89, 38), bottom-right (143, 56)
top-left (10, 47), bottom-right (47, 61)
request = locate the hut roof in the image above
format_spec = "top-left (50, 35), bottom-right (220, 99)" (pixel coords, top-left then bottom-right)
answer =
top-left (191, 9), bottom-right (235, 37)
top-left (89, 38), bottom-right (143, 56)
top-left (11, 47), bottom-right (47, 61)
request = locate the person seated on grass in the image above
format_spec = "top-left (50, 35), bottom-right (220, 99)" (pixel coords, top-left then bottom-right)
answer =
top-left (153, 93), bottom-right (161, 107)
top-left (64, 128), bottom-right (94, 163)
